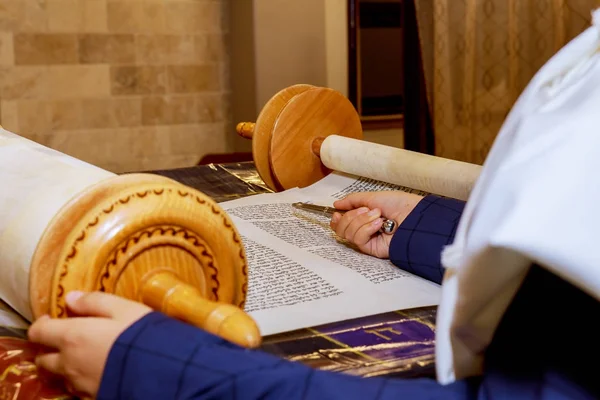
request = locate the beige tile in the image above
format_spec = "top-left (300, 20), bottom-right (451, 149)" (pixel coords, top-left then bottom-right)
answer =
top-left (50, 99), bottom-right (82, 131)
top-left (81, 97), bottom-right (141, 129)
top-left (54, 124), bottom-right (216, 172)
top-left (110, 66), bottom-right (167, 95)
top-left (159, 125), bottom-right (198, 155)
top-left (141, 96), bottom-right (172, 125)
top-left (0, 66), bottom-right (48, 100)
top-left (169, 96), bottom-right (199, 125)
top-left (164, 0), bottom-right (221, 33)
top-left (0, 100), bottom-right (19, 131)
top-left (0, 0), bottom-right (23, 32)
top-left (126, 126), bottom-right (163, 157)
top-left (219, 63), bottom-right (231, 92)
top-left (107, 0), bottom-right (143, 33)
top-left (135, 35), bottom-right (170, 64)
top-left (110, 66), bottom-right (141, 96)
top-left (200, 0), bottom-right (222, 33)
top-left (113, 98), bottom-right (142, 127)
top-left (139, 154), bottom-right (198, 171)
top-left (168, 35), bottom-right (198, 65)
top-left (110, 66), bottom-right (136, 95)
top-left (140, 0), bottom-right (166, 33)
top-left (196, 93), bottom-right (224, 122)
top-left (79, 34), bottom-right (135, 64)
top-left (221, 92), bottom-right (232, 121)
top-left (140, 93), bottom-right (229, 126)
top-left (82, 0), bottom-right (107, 33)
top-left (81, 98), bottom-right (114, 129)
top-left (97, 162), bottom-right (122, 173)
top-left (0, 33), bottom-right (14, 66)
top-left (114, 136), bottom-right (146, 165)
top-left (53, 128), bottom-right (143, 170)
top-left (198, 122), bottom-right (229, 154)
top-left (14, 34), bottom-right (78, 65)
top-left (20, 0), bottom-right (48, 32)
top-left (17, 99), bottom-right (51, 136)
top-left (142, 95), bottom-right (198, 125)
top-left (142, 126), bottom-right (171, 156)
top-left (164, 1), bottom-right (202, 34)
top-left (195, 34), bottom-right (226, 63)
top-left (122, 161), bottom-right (151, 174)
top-left (159, 122), bottom-right (228, 156)
top-left (47, 0), bottom-right (83, 32)
top-left (193, 35), bottom-right (210, 61)
top-left (15, 130), bottom-right (46, 144)
top-left (48, 126), bottom-right (165, 172)
top-left (44, 129), bottom-right (109, 166)
top-left (47, 65), bottom-right (110, 99)
top-left (28, 133), bottom-right (51, 148)
top-left (166, 65), bottom-right (220, 93)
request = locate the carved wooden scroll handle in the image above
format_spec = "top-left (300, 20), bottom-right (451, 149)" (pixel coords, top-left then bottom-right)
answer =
top-left (143, 272), bottom-right (261, 348)
top-left (30, 174), bottom-right (262, 349)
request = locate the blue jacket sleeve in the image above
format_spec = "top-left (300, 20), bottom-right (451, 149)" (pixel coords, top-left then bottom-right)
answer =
top-left (97, 312), bottom-right (472, 400)
top-left (389, 195), bottom-right (466, 285)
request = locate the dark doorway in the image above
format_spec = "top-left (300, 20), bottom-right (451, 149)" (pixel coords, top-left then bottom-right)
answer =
top-left (347, 0), bottom-right (434, 154)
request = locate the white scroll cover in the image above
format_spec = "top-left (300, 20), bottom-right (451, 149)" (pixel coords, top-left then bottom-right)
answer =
top-left (435, 9), bottom-right (600, 384)
top-left (0, 128), bottom-right (114, 321)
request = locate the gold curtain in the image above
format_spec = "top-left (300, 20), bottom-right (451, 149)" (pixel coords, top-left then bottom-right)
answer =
top-left (415, 0), bottom-right (600, 164)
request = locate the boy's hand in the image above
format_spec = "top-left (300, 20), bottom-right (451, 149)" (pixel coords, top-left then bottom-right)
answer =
top-left (330, 191), bottom-right (423, 258)
top-left (28, 292), bottom-right (152, 398)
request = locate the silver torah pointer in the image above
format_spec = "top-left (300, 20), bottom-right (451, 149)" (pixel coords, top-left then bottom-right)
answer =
top-left (292, 202), bottom-right (396, 234)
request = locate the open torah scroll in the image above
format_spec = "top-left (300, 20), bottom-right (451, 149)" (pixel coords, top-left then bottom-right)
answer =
top-left (0, 127), bottom-right (260, 348)
top-left (0, 148), bottom-right (442, 338)
top-left (220, 173), bottom-right (440, 336)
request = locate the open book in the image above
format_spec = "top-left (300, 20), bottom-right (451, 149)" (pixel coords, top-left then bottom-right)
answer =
top-left (220, 172), bottom-right (441, 336)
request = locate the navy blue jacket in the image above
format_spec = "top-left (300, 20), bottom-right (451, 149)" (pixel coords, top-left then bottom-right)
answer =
top-left (97, 195), bottom-right (599, 399)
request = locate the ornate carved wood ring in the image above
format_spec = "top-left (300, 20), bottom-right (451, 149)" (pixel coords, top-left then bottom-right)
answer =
top-left (30, 174), bottom-right (248, 321)
top-left (98, 226), bottom-right (219, 299)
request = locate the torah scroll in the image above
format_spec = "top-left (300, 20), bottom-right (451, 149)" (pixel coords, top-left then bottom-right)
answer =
top-left (0, 127), bottom-right (260, 348)
top-left (236, 85), bottom-right (483, 200)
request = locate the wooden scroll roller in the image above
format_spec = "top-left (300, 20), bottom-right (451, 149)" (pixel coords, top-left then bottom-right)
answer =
top-left (0, 128), bottom-right (260, 348)
top-left (237, 84), bottom-right (483, 201)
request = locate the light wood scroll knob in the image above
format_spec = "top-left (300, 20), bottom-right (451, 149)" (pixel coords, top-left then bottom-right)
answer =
top-left (30, 174), bottom-right (261, 348)
top-left (142, 272), bottom-right (260, 348)
top-left (233, 85), bottom-right (363, 191)
top-left (236, 122), bottom-right (255, 139)
top-left (311, 137), bottom-right (325, 157)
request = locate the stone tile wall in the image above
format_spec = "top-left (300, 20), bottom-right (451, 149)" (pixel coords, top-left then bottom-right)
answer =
top-left (0, 0), bottom-right (232, 172)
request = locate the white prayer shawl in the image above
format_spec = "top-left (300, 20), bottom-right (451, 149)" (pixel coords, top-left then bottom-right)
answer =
top-left (435, 9), bottom-right (600, 385)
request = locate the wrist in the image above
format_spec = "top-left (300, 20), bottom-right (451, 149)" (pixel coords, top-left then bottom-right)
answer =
top-left (389, 193), bottom-right (425, 227)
